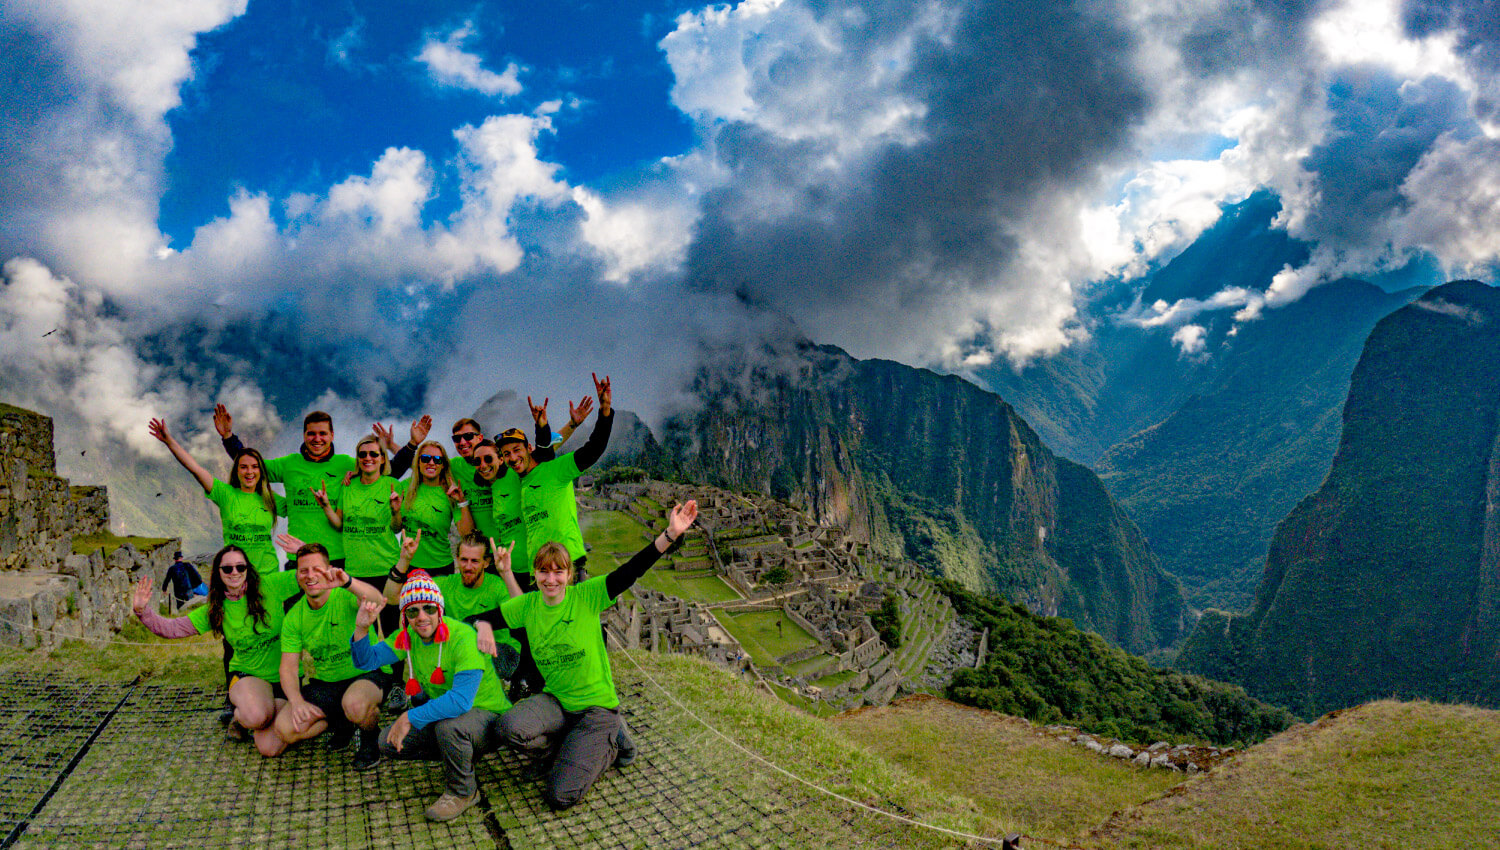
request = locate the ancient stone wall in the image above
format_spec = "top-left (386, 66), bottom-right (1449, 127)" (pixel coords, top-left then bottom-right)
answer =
top-left (0, 403), bottom-right (177, 647)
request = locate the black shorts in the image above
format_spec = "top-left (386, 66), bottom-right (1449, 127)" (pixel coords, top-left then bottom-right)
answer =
top-left (301, 671), bottom-right (389, 722)
top-left (228, 672), bottom-right (286, 701)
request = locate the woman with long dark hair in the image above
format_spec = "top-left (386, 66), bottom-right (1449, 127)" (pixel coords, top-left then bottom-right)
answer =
top-left (133, 545), bottom-right (303, 753)
top-left (149, 418), bottom-right (283, 574)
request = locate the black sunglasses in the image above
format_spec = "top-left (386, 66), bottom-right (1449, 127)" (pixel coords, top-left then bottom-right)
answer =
top-left (219, 562), bottom-right (249, 574)
top-left (451, 432), bottom-right (480, 443)
top-left (418, 454), bottom-right (445, 464)
top-left (409, 603), bottom-right (440, 616)
top-left (357, 450), bottom-right (382, 459)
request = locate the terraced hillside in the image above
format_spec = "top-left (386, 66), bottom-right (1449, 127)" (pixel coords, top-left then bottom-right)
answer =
top-left (580, 479), bottom-right (964, 715)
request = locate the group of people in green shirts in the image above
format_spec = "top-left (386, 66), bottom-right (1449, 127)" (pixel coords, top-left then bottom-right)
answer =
top-left (134, 376), bottom-right (699, 821)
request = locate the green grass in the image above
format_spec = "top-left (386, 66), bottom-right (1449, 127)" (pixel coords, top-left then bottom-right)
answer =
top-left (836, 695), bottom-right (1181, 844)
top-left (767, 681), bottom-right (844, 718)
top-left (715, 609), bottom-right (819, 665)
top-left (1096, 701), bottom-right (1500, 848)
top-left (580, 508), bottom-right (652, 575)
top-left (70, 532), bottom-right (174, 556)
top-left (0, 620), bottom-right (223, 686)
top-left (637, 570), bottom-right (743, 604)
top-left (786, 654), bottom-right (835, 677)
top-left (814, 669), bottom-right (860, 689)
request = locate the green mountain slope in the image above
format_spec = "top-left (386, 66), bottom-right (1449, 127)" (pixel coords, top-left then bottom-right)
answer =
top-left (1096, 279), bottom-right (1421, 609)
top-left (643, 342), bottom-right (1186, 653)
top-left (1176, 280), bottom-right (1500, 716)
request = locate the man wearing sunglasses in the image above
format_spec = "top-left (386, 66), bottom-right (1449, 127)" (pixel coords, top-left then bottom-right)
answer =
top-left (495, 374), bottom-right (614, 585)
top-left (350, 570), bottom-right (512, 822)
top-left (448, 399), bottom-right (589, 545)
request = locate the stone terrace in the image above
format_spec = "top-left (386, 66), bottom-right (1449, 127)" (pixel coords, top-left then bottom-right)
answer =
top-left (588, 480), bottom-right (968, 713)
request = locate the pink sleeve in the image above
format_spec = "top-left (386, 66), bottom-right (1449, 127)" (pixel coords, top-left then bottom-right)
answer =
top-left (135, 606), bottom-right (199, 639)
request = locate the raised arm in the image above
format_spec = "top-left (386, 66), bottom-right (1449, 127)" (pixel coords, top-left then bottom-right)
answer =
top-left (449, 481), bottom-right (475, 536)
top-left (386, 415), bottom-right (431, 479)
top-left (149, 419), bottom-right (214, 493)
top-left (383, 532), bottom-right (420, 603)
top-left (490, 538), bottom-right (523, 598)
top-left (311, 480), bottom-right (343, 529)
top-left (131, 575), bottom-right (198, 638)
top-left (569, 374), bottom-right (614, 471)
top-left (606, 500), bottom-right (697, 599)
top-left (214, 403), bottom-right (247, 459)
top-left (556, 395), bottom-right (592, 448)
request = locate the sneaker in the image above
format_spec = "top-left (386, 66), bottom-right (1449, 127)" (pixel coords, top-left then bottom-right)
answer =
top-left (352, 729), bottom-right (382, 770)
top-left (424, 790), bottom-right (480, 822)
top-left (325, 723), bottom-right (356, 752)
top-left (217, 703), bottom-right (235, 725)
top-left (614, 720), bottom-right (636, 768)
top-left (384, 687), bottom-right (409, 714)
top-left (225, 719), bottom-right (250, 743)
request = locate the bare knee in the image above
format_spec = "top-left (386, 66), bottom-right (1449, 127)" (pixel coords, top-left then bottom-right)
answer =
top-left (236, 703), bottom-right (273, 730)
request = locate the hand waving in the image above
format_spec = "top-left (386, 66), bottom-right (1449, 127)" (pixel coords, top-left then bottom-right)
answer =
top-left (213, 404), bottom-right (233, 439)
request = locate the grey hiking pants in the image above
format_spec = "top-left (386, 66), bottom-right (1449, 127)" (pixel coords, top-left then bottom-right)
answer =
top-left (379, 707), bottom-right (504, 797)
top-left (500, 693), bottom-right (619, 810)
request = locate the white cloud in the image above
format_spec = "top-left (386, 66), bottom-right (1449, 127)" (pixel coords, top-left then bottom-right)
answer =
top-left (1171, 323), bottom-right (1208, 356)
top-left (417, 22), bottom-right (522, 98)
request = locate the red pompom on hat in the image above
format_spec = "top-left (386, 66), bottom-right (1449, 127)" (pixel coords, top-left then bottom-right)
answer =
top-left (396, 569), bottom-right (449, 695)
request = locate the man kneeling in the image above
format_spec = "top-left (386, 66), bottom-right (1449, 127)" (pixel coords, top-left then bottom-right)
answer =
top-left (350, 570), bottom-right (513, 821)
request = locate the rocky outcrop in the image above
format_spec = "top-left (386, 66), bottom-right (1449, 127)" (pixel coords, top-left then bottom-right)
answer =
top-left (645, 343), bottom-right (1185, 653)
top-left (0, 403), bottom-right (176, 647)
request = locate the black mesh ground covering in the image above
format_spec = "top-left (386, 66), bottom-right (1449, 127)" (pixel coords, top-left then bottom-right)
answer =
top-left (0, 667), bottom-right (938, 849)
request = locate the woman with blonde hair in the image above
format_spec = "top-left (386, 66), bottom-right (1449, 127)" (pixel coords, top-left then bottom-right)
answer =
top-left (478, 501), bottom-right (697, 809)
top-left (314, 433), bottom-right (404, 633)
top-left (397, 440), bottom-right (474, 577)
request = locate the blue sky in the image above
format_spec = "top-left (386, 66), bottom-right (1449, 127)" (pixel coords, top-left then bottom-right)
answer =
top-left (159, 0), bottom-right (698, 242)
top-left (1, 0), bottom-right (1499, 460)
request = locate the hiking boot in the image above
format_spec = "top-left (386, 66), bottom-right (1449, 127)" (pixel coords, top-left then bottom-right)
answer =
top-left (424, 790), bottom-right (480, 822)
top-left (614, 720), bottom-right (636, 768)
top-left (325, 723), bottom-right (356, 752)
top-left (352, 729), bottom-right (382, 770)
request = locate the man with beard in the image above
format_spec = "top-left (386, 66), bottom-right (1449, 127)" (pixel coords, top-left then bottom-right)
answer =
top-left (351, 570), bottom-right (512, 821)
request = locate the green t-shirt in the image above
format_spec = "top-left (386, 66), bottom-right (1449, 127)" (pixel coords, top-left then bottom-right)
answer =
top-left (188, 571), bottom-right (302, 681)
top-left (281, 586), bottom-right (364, 683)
top-left (435, 572), bottom-right (519, 651)
top-left (264, 452), bottom-right (358, 559)
top-left (520, 454), bottom-right (586, 562)
top-left (500, 577), bottom-right (618, 711)
top-left (454, 461), bottom-right (499, 540)
top-left (490, 470), bottom-right (530, 574)
top-left (384, 618), bottom-right (511, 713)
top-left (205, 479), bottom-right (285, 575)
top-left (340, 475), bottom-right (401, 578)
top-left (402, 482), bottom-right (456, 569)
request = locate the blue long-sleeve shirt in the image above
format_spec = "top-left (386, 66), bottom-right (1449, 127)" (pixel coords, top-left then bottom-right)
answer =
top-left (350, 633), bottom-right (481, 729)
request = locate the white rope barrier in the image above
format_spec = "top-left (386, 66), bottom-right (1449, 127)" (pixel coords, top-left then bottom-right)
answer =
top-left (616, 646), bottom-right (1023, 847)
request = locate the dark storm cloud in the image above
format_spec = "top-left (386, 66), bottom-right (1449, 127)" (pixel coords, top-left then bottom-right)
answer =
top-left (1297, 70), bottom-right (1476, 247)
top-left (682, 0), bottom-right (1152, 360)
top-left (1403, 0), bottom-right (1500, 120)
top-left (1177, 0), bottom-right (1337, 77)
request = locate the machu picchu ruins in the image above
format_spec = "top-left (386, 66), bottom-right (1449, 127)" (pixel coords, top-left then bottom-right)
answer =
top-left (585, 479), bottom-right (981, 713)
top-left (0, 403), bottom-right (178, 649)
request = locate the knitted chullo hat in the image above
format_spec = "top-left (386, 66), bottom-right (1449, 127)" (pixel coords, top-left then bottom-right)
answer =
top-left (394, 569), bottom-right (449, 694)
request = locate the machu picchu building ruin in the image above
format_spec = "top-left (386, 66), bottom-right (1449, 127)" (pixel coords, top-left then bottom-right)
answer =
top-left (586, 479), bottom-right (977, 713)
top-left (0, 403), bottom-right (178, 649)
